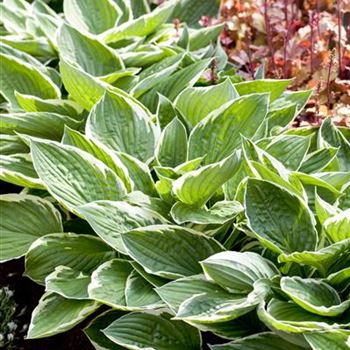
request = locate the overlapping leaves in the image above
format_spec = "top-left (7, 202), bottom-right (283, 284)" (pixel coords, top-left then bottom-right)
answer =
top-left (0, 1), bottom-right (349, 350)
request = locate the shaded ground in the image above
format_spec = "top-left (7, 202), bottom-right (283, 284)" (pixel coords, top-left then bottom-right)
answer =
top-left (0, 259), bottom-right (94, 350)
top-left (0, 182), bottom-right (93, 350)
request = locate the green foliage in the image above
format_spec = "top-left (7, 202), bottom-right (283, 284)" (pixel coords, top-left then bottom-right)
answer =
top-left (0, 1), bottom-right (349, 349)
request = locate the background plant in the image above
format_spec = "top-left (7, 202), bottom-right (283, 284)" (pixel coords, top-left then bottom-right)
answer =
top-left (219, 0), bottom-right (350, 124)
top-left (0, 0), bottom-right (350, 350)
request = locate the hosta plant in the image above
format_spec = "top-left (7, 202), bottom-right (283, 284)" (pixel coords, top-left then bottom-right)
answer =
top-left (1, 0), bottom-right (350, 350)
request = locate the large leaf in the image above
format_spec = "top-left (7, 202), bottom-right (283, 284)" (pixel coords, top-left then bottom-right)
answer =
top-left (173, 151), bottom-right (240, 207)
top-left (174, 79), bottom-right (238, 128)
top-left (245, 178), bottom-right (318, 254)
top-left (63, 0), bottom-right (121, 34)
top-left (266, 104), bottom-right (297, 132)
top-left (281, 277), bottom-right (350, 317)
top-left (88, 259), bottom-right (161, 310)
top-left (0, 194), bottom-right (62, 262)
top-left (270, 90), bottom-right (313, 113)
top-left (0, 2), bottom-right (26, 33)
top-left (338, 183), bottom-right (350, 210)
top-left (57, 23), bottom-right (124, 76)
top-left (25, 232), bottom-right (115, 283)
top-left (100, 1), bottom-right (176, 43)
top-left (299, 147), bottom-right (338, 174)
top-left (257, 299), bottom-right (348, 333)
top-left (279, 239), bottom-right (350, 276)
top-left (156, 93), bottom-right (178, 129)
top-left (327, 267), bottom-right (350, 293)
top-left (155, 117), bottom-right (187, 167)
top-left (59, 58), bottom-right (107, 110)
top-left (84, 310), bottom-right (127, 350)
top-left (319, 118), bottom-right (350, 171)
top-left (201, 251), bottom-right (279, 293)
top-left (261, 135), bottom-right (310, 170)
top-left (77, 200), bottom-right (168, 254)
top-left (188, 94), bottom-right (268, 164)
top-left (60, 59), bottom-right (142, 112)
top-left (15, 92), bottom-right (83, 117)
top-left (33, 12), bottom-right (62, 49)
top-left (27, 292), bottom-right (99, 339)
top-left (31, 139), bottom-right (127, 213)
top-left (86, 91), bottom-right (156, 162)
top-left (246, 160), bottom-right (302, 198)
top-left (62, 127), bottom-right (132, 191)
top-left (0, 134), bottom-right (29, 155)
top-left (0, 36), bottom-right (55, 59)
top-left (0, 153), bottom-right (44, 189)
top-left (0, 42), bottom-right (59, 84)
top-left (0, 53), bottom-right (60, 109)
top-left (304, 331), bottom-right (350, 350)
top-left (209, 332), bottom-right (305, 350)
top-left (0, 112), bottom-right (82, 140)
top-left (233, 79), bottom-right (292, 102)
top-left (125, 191), bottom-right (171, 219)
top-left (103, 312), bottom-right (201, 350)
top-left (122, 225), bottom-right (223, 279)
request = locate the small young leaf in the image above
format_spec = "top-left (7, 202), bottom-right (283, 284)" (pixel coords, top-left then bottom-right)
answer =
top-left (324, 209), bottom-right (350, 243)
top-left (156, 117), bottom-right (187, 167)
top-left (45, 266), bottom-right (90, 300)
top-left (171, 200), bottom-right (243, 225)
top-left (173, 151), bottom-right (241, 207)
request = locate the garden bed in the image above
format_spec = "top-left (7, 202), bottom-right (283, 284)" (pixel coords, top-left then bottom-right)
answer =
top-left (0, 1), bottom-right (349, 350)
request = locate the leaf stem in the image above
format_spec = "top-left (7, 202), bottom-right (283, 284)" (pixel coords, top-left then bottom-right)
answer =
top-left (264, 0), bottom-right (276, 75)
top-left (326, 51), bottom-right (334, 111)
top-left (310, 11), bottom-right (315, 76)
top-left (336, 0), bottom-right (342, 78)
top-left (283, 0), bottom-right (289, 78)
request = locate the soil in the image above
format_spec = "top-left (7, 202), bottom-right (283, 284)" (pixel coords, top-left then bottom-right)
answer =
top-left (0, 260), bottom-right (95, 350)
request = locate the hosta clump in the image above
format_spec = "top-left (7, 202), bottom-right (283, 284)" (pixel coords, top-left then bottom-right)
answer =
top-left (1, 1), bottom-right (350, 350)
